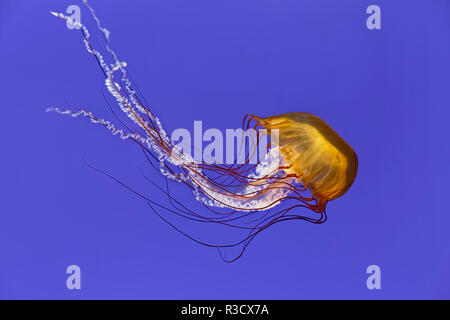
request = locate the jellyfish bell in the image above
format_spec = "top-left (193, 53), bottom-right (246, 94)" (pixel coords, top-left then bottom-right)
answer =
top-left (254, 112), bottom-right (358, 209)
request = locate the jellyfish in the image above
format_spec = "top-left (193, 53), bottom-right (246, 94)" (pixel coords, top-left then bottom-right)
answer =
top-left (47, 1), bottom-right (358, 261)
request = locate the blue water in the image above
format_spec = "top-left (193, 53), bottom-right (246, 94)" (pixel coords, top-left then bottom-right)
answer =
top-left (0, 0), bottom-right (449, 299)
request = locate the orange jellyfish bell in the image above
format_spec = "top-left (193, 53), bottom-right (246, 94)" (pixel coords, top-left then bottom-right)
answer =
top-left (256, 112), bottom-right (358, 208)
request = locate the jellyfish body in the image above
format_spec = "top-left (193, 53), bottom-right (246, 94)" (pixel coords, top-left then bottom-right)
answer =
top-left (48, 2), bottom-right (358, 261)
top-left (257, 112), bottom-right (358, 207)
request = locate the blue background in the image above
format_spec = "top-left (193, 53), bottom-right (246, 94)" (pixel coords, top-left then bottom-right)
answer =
top-left (1, 0), bottom-right (449, 299)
